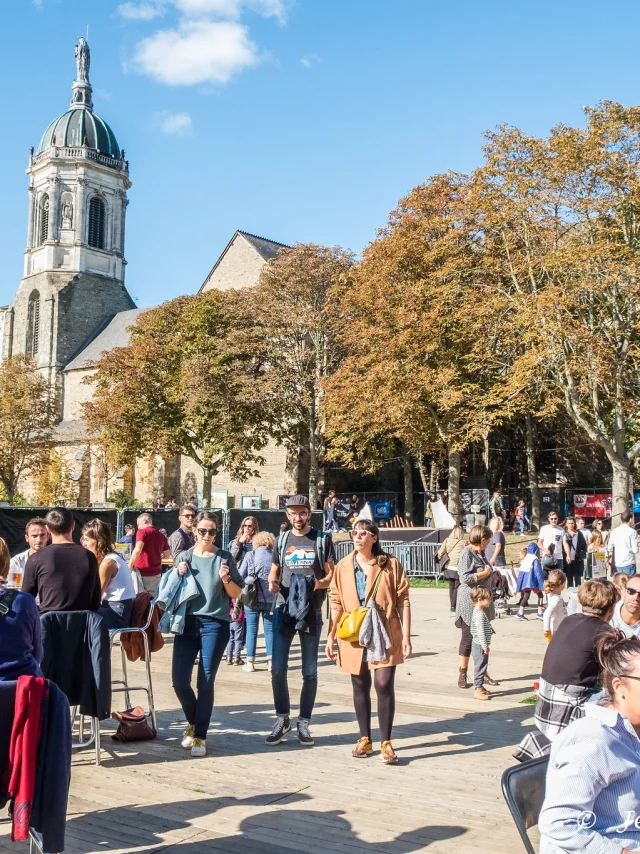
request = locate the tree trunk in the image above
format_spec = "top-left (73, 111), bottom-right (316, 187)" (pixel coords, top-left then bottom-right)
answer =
top-left (417, 458), bottom-right (429, 492)
top-left (483, 433), bottom-right (489, 472)
top-left (448, 449), bottom-right (461, 521)
top-left (401, 453), bottom-right (414, 523)
top-left (610, 456), bottom-right (633, 528)
top-left (201, 466), bottom-right (213, 508)
top-left (525, 413), bottom-right (541, 532)
top-left (308, 407), bottom-right (319, 509)
top-left (429, 458), bottom-right (437, 492)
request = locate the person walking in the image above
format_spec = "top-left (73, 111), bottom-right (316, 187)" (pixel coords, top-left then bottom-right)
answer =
top-left (455, 525), bottom-right (495, 698)
top-left (425, 492), bottom-right (437, 528)
top-left (607, 511), bottom-right (638, 577)
top-left (241, 531), bottom-right (276, 673)
top-left (128, 513), bottom-right (170, 595)
top-left (229, 517), bottom-right (259, 570)
top-left (266, 495), bottom-right (335, 747)
top-left (490, 490), bottom-right (505, 521)
top-left (514, 499), bottom-right (529, 535)
top-left (164, 511), bottom-right (243, 757)
top-left (168, 504), bottom-right (197, 562)
top-left (563, 515), bottom-right (587, 587)
top-left (437, 522), bottom-right (467, 612)
top-left (326, 519), bottom-right (411, 763)
top-left (538, 512), bottom-right (565, 571)
top-left (515, 542), bottom-right (546, 622)
top-left (8, 518), bottom-right (49, 587)
top-left (81, 519), bottom-right (136, 630)
top-left (22, 508), bottom-right (101, 613)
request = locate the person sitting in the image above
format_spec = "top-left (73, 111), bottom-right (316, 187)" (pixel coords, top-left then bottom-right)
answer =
top-left (610, 575), bottom-right (640, 638)
top-left (0, 578), bottom-right (43, 680)
top-left (22, 508), bottom-right (101, 613)
top-left (7, 518), bottom-right (49, 586)
top-left (515, 579), bottom-right (618, 761)
top-left (81, 519), bottom-right (136, 630)
top-left (538, 631), bottom-right (640, 853)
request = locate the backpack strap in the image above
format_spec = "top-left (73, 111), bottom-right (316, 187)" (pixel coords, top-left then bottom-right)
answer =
top-left (0, 588), bottom-right (19, 618)
top-left (277, 530), bottom-right (290, 574)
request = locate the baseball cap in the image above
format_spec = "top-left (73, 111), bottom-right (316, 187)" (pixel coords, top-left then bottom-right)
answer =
top-left (285, 495), bottom-right (311, 510)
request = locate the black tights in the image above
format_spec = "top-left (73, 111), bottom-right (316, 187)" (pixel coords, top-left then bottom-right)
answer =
top-left (518, 590), bottom-right (543, 609)
top-left (351, 661), bottom-right (396, 743)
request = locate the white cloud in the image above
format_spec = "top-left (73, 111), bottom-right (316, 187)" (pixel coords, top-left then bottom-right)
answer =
top-left (158, 110), bottom-right (193, 135)
top-left (173, 0), bottom-right (286, 21)
top-left (32, 0), bottom-right (44, 8)
top-left (117, 1), bottom-right (165, 19)
top-left (300, 54), bottom-right (321, 70)
top-left (132, 19), bottom-right (259, 85)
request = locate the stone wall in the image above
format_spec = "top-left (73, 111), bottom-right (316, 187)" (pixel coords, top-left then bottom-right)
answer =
top-left (201, 234), bottom-right (266, 293)
top-left (62, 367), bottom-right (96, 420)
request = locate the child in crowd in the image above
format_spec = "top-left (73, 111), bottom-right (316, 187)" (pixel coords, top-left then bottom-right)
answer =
top-left (515, 542), bottom-right (546, 621)
top-left (225, 598), bottom-right (245, 666)
top-left (542, 569), bottom-right (567, 642)
top-left (470, 586), bottom-right (494, 701)
top-left (587, 531), bottom-right (609, 579)
top-left (514, 499), bottom-right (529, 535)
top-left (613, 571), bottom-right (630, 596)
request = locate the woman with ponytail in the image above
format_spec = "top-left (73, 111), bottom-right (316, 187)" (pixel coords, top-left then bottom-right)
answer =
top-left (539, 630), bottom-right (640, 853)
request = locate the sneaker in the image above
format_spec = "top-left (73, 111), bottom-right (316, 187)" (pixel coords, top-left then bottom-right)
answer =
top-left (297, 720), bottom-right (314, 746)
top-left (234, 657), bottom-right (244, 666)
top-left (191, 738), bottom-right (207, 757)
top-left (514, 612), bottom-right (527, 621)
top-left (242, 660), bottom-right (256, 673)
top-left (181, 724), bottom-right (195, 749)
top-left (474, 686), bottom-right (490, 701)
top-left (380, 741), bottom-right (398, 764)
top-left (267, 659), bottom-right (272, 672)
top-left (226, 656), bottom-right (233, 665)
top-left (352, 737), bottom-right (374, 758)
top-left (535, 613), bottom-right (545, 621)
top-left (265, 717), bottom-right (291, 745)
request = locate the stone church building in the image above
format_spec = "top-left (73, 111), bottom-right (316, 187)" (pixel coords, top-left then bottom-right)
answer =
top-left (0, 40), bottom-right (296, 509)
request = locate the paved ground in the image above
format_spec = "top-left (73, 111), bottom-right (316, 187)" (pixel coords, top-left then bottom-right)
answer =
top-left (0, 589), bottom-right (548, 853)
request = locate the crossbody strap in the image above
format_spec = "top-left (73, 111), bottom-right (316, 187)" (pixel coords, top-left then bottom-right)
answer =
top-left (0, 588), bottom-right (19, 617)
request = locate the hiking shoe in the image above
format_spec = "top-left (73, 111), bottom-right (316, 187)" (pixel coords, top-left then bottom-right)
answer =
top-left (352, 737), bottom-right (373, 758)
top-left (458, 667), bottom-right (469, 689)
top-left (297, 720), bottom-right (314, 746)
top-left (514, 612), bottom-right (527, 621)
top-left (242, 660), bottom-right (256, 673)
top-left (181, 724), bottom-right (195, 749)
top-left (474, 686), bottom-right (490, 701)
top-left (380, 741), bottom-right (398, 764)
top-left (191, 738), bottom-right (207, 757)
top-left (265, 717), bottom-right (291, 745)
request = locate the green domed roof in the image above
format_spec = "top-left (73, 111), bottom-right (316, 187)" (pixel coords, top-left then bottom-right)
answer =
top-left (37, 107), bottom-right (121, 159)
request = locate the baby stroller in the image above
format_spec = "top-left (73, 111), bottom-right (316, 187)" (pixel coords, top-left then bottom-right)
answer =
top-left (490, 568), bottom-right (514, 618)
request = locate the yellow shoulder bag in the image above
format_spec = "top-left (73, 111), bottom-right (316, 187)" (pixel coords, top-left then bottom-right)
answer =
top-left (336, 568), bottom-right (384, 643)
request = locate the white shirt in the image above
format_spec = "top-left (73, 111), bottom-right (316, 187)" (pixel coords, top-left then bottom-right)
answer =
top-left (578, 528), bottom-right (590, 546)
top-left (543, 593), bottom-right (567, 634)
top-left (607, 523), bottom-right (638, 568)
top-left (610, 600), bottom-right (640, 638)
top-left (539, 524), bottom-right (564, 561)
top-left (104, 552), bottom-right (136, 602)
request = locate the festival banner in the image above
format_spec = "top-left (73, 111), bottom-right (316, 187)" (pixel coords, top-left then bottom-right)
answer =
top-left (573, 494), bottom-right (612, 518)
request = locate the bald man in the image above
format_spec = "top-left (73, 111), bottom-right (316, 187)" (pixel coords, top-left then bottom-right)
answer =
top-left (128, 512), bottom-right (170, 594)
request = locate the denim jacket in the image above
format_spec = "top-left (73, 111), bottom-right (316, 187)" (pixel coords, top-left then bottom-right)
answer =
top-left (157, 562), bottom-right (200, 634)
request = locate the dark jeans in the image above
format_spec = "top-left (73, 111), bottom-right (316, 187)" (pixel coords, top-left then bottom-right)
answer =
top-left (565, 559), bottom-right (584, 588)
top-left (271, 605), bottom-right (321, 721)
top-left (172, 615), bottom-right (230, 739)
top-left (245, 603), bottom-right (275, 659)
top-left (98, 598), bottom-right (134, 630)
top-left (225, 621), bottom-right (244, 658)
top-left (448, 577), bottom-right (459, 610)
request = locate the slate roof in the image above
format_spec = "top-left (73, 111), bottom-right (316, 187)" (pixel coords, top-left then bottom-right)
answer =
top-left (63, 307), bottom-right (148, 371)
top-left (53, 420), bottom-right (90, 442)
top-left (199, 230), bottom-right (289, 293)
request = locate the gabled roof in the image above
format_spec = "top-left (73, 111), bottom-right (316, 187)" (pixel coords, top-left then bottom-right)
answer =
top-left (198, 230), bottom-right (289, 293)
top-left (63, 307), bottom-right (149, 371)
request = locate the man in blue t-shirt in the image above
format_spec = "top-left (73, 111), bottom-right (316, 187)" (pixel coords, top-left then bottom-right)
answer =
top-left (267, 495), bottom-right (334, 747)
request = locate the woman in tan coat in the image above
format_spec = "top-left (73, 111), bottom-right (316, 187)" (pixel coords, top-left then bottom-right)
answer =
top-left (326, 519), bottom-right (411, 764)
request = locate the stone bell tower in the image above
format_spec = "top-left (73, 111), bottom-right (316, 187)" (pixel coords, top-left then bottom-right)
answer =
top-left (2, 37), bottom-right (135, 409)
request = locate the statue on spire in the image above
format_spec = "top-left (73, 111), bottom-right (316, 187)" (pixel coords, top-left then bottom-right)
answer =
top-left (74, 37), bottom-right (90, 82)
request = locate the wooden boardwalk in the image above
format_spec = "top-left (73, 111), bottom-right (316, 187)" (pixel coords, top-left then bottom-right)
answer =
top-left (0, 590), bottom-right (546, 853)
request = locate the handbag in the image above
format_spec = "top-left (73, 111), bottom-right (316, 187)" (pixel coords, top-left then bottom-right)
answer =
top-left (111, 706), bottom-right (156, 742)
top-left (337, 567), bottom-right (384, 643)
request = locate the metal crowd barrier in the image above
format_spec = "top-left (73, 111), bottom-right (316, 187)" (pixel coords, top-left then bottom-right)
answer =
top-left (333, 539), bottom-right (441, 579)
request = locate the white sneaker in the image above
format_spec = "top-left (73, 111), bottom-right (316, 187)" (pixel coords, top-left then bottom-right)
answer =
top-left (191, 738), bottom-right (207, 757)
top-left (267, 659), bottom-right (272, 672)
top-left (242, 660), bottom-right (256, 673)
top-left (181, 724), bottom-right (195, 749)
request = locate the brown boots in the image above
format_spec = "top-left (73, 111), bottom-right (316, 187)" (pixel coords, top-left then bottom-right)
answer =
top-left (458, 667), bottom-right (469, 689)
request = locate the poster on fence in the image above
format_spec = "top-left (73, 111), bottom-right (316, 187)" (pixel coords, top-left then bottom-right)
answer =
top-left (573, 494), bottom-right (612, 518)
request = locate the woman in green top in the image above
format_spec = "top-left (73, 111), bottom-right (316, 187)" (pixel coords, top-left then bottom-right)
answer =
top-left (171, 511), bottom-right (243, 757)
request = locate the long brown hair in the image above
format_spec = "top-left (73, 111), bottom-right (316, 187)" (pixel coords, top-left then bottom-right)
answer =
top-left (353, 519), bottom-right (389, 568)
top-left (235, 516), bottom-right (259, 539)
top-left (81, 519), bottom-right (116, 562)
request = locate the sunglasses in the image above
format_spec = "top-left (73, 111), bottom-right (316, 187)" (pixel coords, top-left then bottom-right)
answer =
top-left (197, 528), bottom-right (217, 537)
top-left (626, 587), bottom-right (640, 598)
top-left (182, 513), bottom-right (195, 519)
top-left (352, 530), bottom-right (371, 538)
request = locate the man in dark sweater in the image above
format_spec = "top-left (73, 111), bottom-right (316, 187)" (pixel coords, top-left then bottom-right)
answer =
top-left (22, 508), bottom-right (101, 613)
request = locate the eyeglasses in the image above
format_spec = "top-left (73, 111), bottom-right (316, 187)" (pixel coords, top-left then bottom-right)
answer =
top-left (352, 530), bottom-right (370, 538)
top-left (197, 528), bottom-right (217, 537)
top-left (288, 511), bottom-right (310, 518)
top-left (626, 587), bottom-right (640, 598)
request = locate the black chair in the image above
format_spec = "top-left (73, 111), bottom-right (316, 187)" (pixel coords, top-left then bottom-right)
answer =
top-left (501, 756), bottom-right (549, 854)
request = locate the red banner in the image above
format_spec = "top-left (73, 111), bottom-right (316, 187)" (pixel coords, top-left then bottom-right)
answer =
top-left (573, 494), bottom-right (612, 518)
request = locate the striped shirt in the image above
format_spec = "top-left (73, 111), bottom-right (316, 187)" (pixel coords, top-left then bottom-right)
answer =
top-left (539, 702), bottom-right (640, 853)
top-left (470, 607), bottom-right (492, 650)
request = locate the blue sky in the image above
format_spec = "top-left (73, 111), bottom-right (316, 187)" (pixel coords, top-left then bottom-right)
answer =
top-left (2, 0), bottom-right (640, 307)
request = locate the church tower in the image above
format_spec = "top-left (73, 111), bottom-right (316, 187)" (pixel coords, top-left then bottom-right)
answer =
top-left (2, 38), bottom-right (135, 409)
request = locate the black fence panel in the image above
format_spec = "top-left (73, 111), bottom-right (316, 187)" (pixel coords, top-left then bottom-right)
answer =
top-left (0, 507), bottom-right (117, 556)
top-left (122, 509), bottom-right (225, 548)
top-left (505, 488), bottom-right (567, 526)
top-left (228, 509), bottom-right (323, 542)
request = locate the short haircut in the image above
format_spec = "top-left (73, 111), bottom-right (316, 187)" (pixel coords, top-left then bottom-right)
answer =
top-left (621, 510), bottom-right (634, 524)
top-left (180, 504), bottom-right (197, 516)
top-left (489, 516), bottom-right (503, 533)
top-left (253, 531), bottom-right (275, 550)
top-left (137, 512), bottom-right (152, 526)
top-left (578, 579), bottom-right (619, 618)
top-left (25, 517), bottom-right (47, 534)
top-left (468, 525), bottom-right (492, 546)
top-left (45, 507), bottom-right (74, 535)
top-left (470, 586), bottom-right (491, 605)
top-left (613, 572), bottom-right (630, 590)
top-left (124, 523), bottom-right (136, 532)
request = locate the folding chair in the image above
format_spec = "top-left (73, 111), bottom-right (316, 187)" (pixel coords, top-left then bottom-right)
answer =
top-left (501, 756), bottom-right (549, 854)
top-left (109, 598), bottom-right (157, 730)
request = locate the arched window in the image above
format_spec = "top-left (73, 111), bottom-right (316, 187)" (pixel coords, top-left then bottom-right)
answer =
top-left (88, 196), bottom-right (105, 249)
top-left (39, 195), bottom-right (49, 245)
top-left (26, 291), bottom-right (41, 359)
